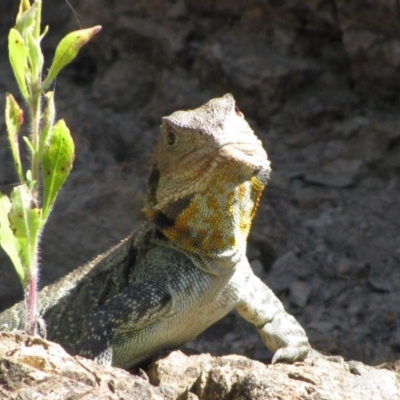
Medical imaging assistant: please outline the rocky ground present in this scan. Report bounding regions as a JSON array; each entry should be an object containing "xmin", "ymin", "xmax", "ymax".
[
  {"xmin": 1, "ymin": 332, "xmax": 399, "ymax": 399},
  {"xmin": 0, "ymin": 0, "xmax": 400, "ymax": 372}
]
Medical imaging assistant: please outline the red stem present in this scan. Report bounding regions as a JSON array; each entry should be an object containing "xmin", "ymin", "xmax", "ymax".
[{"xmin": 26, "ymin": 269, "xmax": 37, "ymax": 335}]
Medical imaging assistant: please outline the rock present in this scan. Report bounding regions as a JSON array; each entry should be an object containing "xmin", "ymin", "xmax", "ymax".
[
  {"xmin": 304, "ymin": 210, "xmax": 333, "ymax": 231},
  {"xmin": 5, "ymin": 333, "xmax": 398, "ymax": 400},
  {"xmin": 292, "ymin": 186, "xmax": 340, "ymax": 208},
  {"xmin": 290, "ymin": 280, "xmax": 312, "ymax": 308},
  {"xmin": 0, "ymin": 332, "xmax": 165, "ymax": 399},
  {"xmin": 337, "ymin": 1, "xmax": 400, "ymax": 101},
  {"xmin": 323, "ymin": 158, "xmax": 363, "ymax": 177},
  {"xmin": 367, "ymin": 276, "xmax": 392, "ymax": 293},
  {"xmin": 379, "ymin": 360, "xmax": 400, "ymax": 374},
  {"xmin": 166, "ymin": 0, "xmax": 188, "ymax": 19},
  {"xmin": 115, "ymin": 15, "xmax": 191, "ymax": 58},
  {"xmin": 92, "ymin": 55, "xmax": 156, "ymax": 111},
  {"xmin": 249, "ymin": 203, "xmax": 287, "ymax": 268},
  {"xmin": 335, "ymin": 257, "xmax": 366, "ymax": 278},
  {"xmin": 193, "ymin": 32, "xmax": 322, "ymax": 117},
  {"xmin": 268, "ymin": 170, "xmax": 290, "ymax": 190},
  {"xmin": 303, "ymin": 172, "xmax": 355, "ymax": 188},
  {"xmin": 266, "ymin": 251, "xmax": 302, "ymax": 293},
  {"xmin": 279, "ymin": 86, "xmax": 358, "ymax": 125},
  {"xmin": 148, "ymin": 350, "xmax": 400, "ymax": 400},
  {"xmin": 249, "ymin": 259, "xmax": 265, "ymax": 278}
]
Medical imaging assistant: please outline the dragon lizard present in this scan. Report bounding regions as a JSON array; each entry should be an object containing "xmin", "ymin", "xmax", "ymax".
[{"xmin": 0, "ymin": 94, "xmax": 312, "ymax": 369}]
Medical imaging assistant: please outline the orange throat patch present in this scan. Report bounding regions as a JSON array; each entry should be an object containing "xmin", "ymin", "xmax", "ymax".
[{"xmin": 145, "ymin": 171, "xmax": 265, "ymax": 258}]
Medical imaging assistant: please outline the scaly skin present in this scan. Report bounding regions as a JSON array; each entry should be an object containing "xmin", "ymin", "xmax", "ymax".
[{"xmin": 0, "ymin": 94, "xmax": 311, "ymax": 369}]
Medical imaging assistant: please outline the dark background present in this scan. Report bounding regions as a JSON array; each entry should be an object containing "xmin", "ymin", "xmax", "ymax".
[{"xmin": 0, "ymin": 0, "xmax": 399, "ymax": 365}]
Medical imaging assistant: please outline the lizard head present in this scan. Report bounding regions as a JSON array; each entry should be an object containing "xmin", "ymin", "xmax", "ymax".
[{"xmin": 143, "ymin": 94, "xmax": 271, "ymax": 261}]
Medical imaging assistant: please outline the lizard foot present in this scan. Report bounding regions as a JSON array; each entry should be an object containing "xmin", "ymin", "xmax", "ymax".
[
  {"xmin": 306, "ymin": 348, "xmax": 344, "ymax": 363},
  {"xmin": 271, "ymin": 345, "xmax": 312, "ymax": 364},
  {"xmin": 272, "ymin": 346, "xmax": 344, "ymax": 364}
]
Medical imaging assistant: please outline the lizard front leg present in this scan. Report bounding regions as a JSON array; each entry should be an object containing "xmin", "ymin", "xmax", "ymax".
[
  {"xmin": 235, "ymin": 272, "xmax": 311, "ymax": 364},
  {"xmin": 75, "ymin": 282, "xmax": 171, "ymax": 366}
]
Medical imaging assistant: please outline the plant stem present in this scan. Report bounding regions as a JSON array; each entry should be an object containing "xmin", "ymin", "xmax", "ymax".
[
  {"xmin": 25, "ymin": 0, "xmax": 43, "ymax": 334},
  {"xmin": 30, "ymin": 90, "xmax": 41, "ymax": 201},
  {"xmin": 26, "ymin": 91, "xmax": 41, "ymax": 335},
  {"xmin": 26, "ymin": 258, "xmax": 38, "ymax": 335}
]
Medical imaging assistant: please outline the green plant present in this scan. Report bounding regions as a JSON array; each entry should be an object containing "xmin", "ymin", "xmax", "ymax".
[{"xmin": 0, "ymin": 0, "xmax": 101, "ymax": 335}]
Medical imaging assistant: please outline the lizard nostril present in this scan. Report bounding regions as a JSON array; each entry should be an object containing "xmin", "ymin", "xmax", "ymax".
[{"xmin": 253, "ymin": 167, "xmax": 270, "ymax": 184}]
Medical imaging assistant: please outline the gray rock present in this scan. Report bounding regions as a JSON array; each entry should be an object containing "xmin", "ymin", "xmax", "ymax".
[
  {"xmin": 289, "ymin": 280, "xmax": 312, "ymax": 308},
  {"xmin": 292, "ymin": 187, "xmax": 340, "ymax": 208},
  {"xmin": 266, "ymin": 251, "xmax": 301, "ymax": 293},
  {"xmin": 304, "ymin": 172, "xmax": 355, "ymax": 188},
  {"xmin": 250, "ymin": 259, "xmax": 265, "ymax": 278}
]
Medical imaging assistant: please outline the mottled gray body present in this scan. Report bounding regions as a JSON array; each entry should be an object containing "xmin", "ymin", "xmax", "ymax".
[
  {"xmin": 0, "ymin": 223, "xmax": 309, "ymax": 368},
  {"xmin": 0, "ymin": 94, "xmax": 311, "ymax": 369}
]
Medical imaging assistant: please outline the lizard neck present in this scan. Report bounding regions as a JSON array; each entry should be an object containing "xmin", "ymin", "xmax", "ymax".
[{"xmin": 143, "ymin": 162, "xmax": 265, "ymax": 268}]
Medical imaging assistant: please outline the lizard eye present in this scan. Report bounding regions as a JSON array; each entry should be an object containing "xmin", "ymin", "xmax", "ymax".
[{"xmin": 165, "ymin": 125, "xmax": 178, "ymax": 147}]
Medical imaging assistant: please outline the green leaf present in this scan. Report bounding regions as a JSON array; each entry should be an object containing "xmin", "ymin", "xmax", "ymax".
[
  {"xmin": 38, "ymin": 91, "xmax": 55, "ymax": 157},
  {"xmin": 5, "ymin": 93, "xmax": 25, "ymax": 183},
  {"xmin": 40, "ymin": 25, "xmax": 49, "ymax": 41},
  {"xmin": 15, "ymin": 1, "xmax": 37, "ymax": 37},
  {"xmin": 23, "ymin": 136, "xmax": 35, "ymax": 154},
  {"xmin": 25, "ymin": 170, "xmax": 36, "ymax": 190},
  {"xmin": 42, "ymin": 119, "xmax": 75, "ymax": 222},
  {"xmin": 8, "ymin": 28, "xmax": 29, "ymax": 100},
  {"xmin": 7, "ymin": 185, "xmax": 42, "ymax": 282},
  {"xmin": 16, "ymin": 0, "xmax": 32, "ymax": 27},
  {"xmin": 0, "ymin": 193, "xmax": 25, "ymax": 282},
  {"xmin": 26, "ymin": 30, "xmax": 43, "ymax": 82},
  {"xmin": 26, "ymin": 169, "xmax": 32, "ymax": 182},
  {"xmin": 42, "ymin": 25, "xmax": 101, "ymax": 88},
  {"xmin": 9, "ymin": 185, "xmax": 42, "ymax": 271}
]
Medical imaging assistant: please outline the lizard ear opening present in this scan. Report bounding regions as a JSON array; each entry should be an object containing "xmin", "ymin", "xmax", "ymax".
[{"xmin": 146, "ymin": 165, "xmax": 160, "ymax": 207}]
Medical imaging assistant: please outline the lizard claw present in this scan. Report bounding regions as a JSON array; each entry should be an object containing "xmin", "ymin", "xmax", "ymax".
[
  {"xmin": 272, "ymin": 346, "xmax": 344, "ymax": 364},
  {"xmin": 306, "ymin": 348, "xmax": 344, "ymax": 363},
  {"xmin": 271, "ymin": 345, "xmax": 312, "ymax": 364}
]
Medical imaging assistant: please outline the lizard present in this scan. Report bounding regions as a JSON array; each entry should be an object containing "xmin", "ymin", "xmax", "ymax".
[{"xmin": 0, "ymin": 93, "xmax": 312, "ymax": 369}]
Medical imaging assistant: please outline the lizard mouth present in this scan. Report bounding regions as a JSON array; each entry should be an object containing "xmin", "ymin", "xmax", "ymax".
[{"xmin": 217, "ymin": 142, "xmax": 271, "ymax": 184}]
